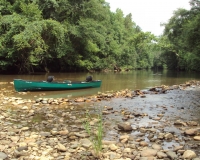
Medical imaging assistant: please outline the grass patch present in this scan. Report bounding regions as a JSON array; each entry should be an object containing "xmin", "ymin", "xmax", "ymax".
[{"xmin": 83, "ymin": 109, "xmax": 103, "ymax": 158}]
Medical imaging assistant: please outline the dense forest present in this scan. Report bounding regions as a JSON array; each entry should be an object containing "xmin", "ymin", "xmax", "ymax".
[{"xmin": 0, "ymin": 0, "xmax": 200, "ymax": 73}]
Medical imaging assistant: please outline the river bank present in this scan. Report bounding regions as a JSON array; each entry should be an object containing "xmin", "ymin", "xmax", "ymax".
[{"xmin": 0, "ymin": 80, "xmax": 200, "ymax": 160}]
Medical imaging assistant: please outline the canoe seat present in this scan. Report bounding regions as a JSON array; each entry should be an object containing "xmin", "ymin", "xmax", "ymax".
[
  {"xmin": 86, "ymin": 75, "xmax": 92, "ymax": 82},
  {"xmin": 47, "ymin": 76, "xmax": 54, "ymax": 82}
]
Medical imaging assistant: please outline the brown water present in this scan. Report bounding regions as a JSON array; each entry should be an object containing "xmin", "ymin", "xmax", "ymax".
[{"xmin": 0, "ymin": 69, "xmax": 200, "ymax": 99}]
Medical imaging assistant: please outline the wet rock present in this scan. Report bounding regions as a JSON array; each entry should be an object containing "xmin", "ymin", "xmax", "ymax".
[
  {"xmin": 105, "ymin": 106, "xmax": 113, "ymax": 110},
  {"xmin": 102, "ymin": 110, "xmax": 110, "ymax": 115},
  {"xmin": 132, "ymin": 112, "xmax": 143, "ymax": 117},
  {"xmin": 117, "ymin": 122, "xmax": 133, "ymax": 131},
  {"xmin": 157, "ymin": 132, "xmax": 165, "ymax": 139},
  {"xmin": 153, "ymin": 117, "xmax": 161, "ymax": 121},
  {"xmin": 173, "ymin": 145, "xmax": 184, "ymax": 151},
  {"xmin": 187, "ymin": 121, "xmax": 198, "ymax": 126},
  {"xmin": 174, "ymin": 120, "xmax": 187, "ymax": 126},
  {"xmin": 139, "ymin": 128, "xmax": 147, "ymax": 133},
  {"xmin": 157, "ymin": 114, "xmax": 164, "ymax": 117},
  {"xmin": 164, "ymin": 133, "xmax": 173, "ymax": 139},
  {"xmin": 182, "ymin": 150, "xmax": 197, "ymax": 159}
]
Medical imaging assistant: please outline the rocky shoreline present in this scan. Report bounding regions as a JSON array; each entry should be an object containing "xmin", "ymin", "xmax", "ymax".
[{"xmin": 0, "ymin": 80, "xmax": 200, "ymax": 160}]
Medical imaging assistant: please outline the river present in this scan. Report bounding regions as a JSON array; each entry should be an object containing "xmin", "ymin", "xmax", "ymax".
[{"xmin": 0, "ymin": 69, "xmax": 200, "ymax": 99}]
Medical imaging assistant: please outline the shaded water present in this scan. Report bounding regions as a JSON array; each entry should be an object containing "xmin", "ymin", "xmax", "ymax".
[{"xmin": 0, "ymin": 69, "xmax": 200, "ymax": 99}]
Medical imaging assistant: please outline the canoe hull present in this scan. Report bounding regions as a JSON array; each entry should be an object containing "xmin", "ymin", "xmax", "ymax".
[{"xmin": 14, "ymin": 79, "xmax": 102, "ymax": 92}]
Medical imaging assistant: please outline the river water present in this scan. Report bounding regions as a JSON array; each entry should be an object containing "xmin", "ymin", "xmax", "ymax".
[
  {"xmin": 0, "ymin": 69, "xmax": 200, "ymax": 99},
  {"xmin": 1, "ymin": 70, "xmax": 200, "ymax": 157}
]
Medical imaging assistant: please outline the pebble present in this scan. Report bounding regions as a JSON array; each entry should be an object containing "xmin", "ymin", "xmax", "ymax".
[{"xmin": 0, "ymin": 80, "xmax": 200, "ymax": 159}]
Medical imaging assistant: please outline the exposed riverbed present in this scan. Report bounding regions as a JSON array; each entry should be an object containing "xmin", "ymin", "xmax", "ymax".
[{"xmin": 0, "ymin": 80, "xmax": 200, "ymax": 159}]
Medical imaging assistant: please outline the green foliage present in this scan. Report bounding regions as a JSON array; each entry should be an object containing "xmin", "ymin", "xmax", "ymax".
[
  {"xmin": 0, "ymin": 0, "xmax": 186, "ymax": 73},
  {"xmin": 161, "ymin": 2, "xmax": 200, "ymax": 71}
]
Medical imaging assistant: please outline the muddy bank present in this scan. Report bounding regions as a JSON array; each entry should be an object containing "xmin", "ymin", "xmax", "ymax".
[{"xmin": 0, "ymin": 80, "xmax": 200, "ymax": 159}]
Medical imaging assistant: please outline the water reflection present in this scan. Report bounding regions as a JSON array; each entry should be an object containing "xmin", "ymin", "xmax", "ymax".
[{"xmin": 0, "ymin": 69, "xmax": 200, "ymax": 99}]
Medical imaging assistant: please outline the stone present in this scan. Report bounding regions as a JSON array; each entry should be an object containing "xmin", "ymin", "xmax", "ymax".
[
  {"xmin": 14, "ymin": 150, "xmax": 29, "ymax": 157},
  {"xmin": 40, "ymin": 132, "xmax": 51, "ymax": 137},
  {"xmin": 17, "ymin": 146, "xmax": 28, "ymax": 152},
  {"xmin": 157, "ymin": 151, "xmax": 168, "ymax": 158},
  {"xmin": 182, "ymin": 150, "xmax": 197, "ymax": 159},
  {"xmin": 118, "ymin": 122, "xmax": 132, "ymax": 131},
  {"xmin": 40, "ymin": 155, "xmax": 53, "ymax": 160},
  {"xmin": 166, "ymin": 151, "xmax": 178, "ymax": 159},
  {"xmin": 152, "ymin": 143, "xmax": 162, "ymax": 150},
  {"xmin": 59, "ymin": 130, "xmax": 69, "ymax": 136},
  {"xmin": 164, "ymin": 133, "xmax": 173, "ymax": 139},
  {"xmin": 184, "ymin": 129, "xmax": 198, "ymax": 135},
  {"xmin": 102, "ymin": 140, "xmax": 117, "ymax": 145},
  {"xmin": 103, "ymin": 152, "xmax": 121, "ymax": 159},
  {"xmin": 121, "ymin": 138, "xmax": 128, "ymax": 143},
  {"xmin": 21, "ymin": 127, "xmax": 29, "ymax": 131},
  {"xmin": 22, "ymin": 106, "xmax": 28, "ymax": 110},
  {"xmin": 140, "ymin": 148, "xmax": 157, "ymax": 157},
  {"xmin": 194, "ymin": 136, "xmax": 200, "ymax": 141},
  {"xmin": 64, "ymin": 152, "xmax": 71, "ymax": 160},
  {"xmin": 186, "ymin": 121, "xmax": 198, "ymax": 126},
  {"xmin": 74, "ymin": 132, "xmax": 88, "ymax": 138},
  {"xmin": 174, "ymin": 120, "xmax": 187, "ymax": 126},
  {"xmin": 57, "ymin": 143, "xmax": 67, "ymax": 152},
  {"xmin": 139, "ymin": 141, "xmax": 148, "ymax": 147},
  {"xmin": 123, "ymin": 148, "xmax": 132, "ymax": 153},
  {"xmin": 139, "ymin": 158, "xmax": 148, "ymax": 160},
  {"xmin": 10, "ymin": 136, "xmax": 20, "ymax": 142},
  {"xmin": 0, "ymin": 152, "xmax": 7, "ymax": 159},
  {"xmin": 79, "ymin": 139, "xmax": 92, "ymax": 148},
  {"xmin": 119, "ymin": 135, "xmax": 130, "ymax": 140},
  {"xmin": 109, "ymin": 144, "xmax": 118, "ymax": 151}
]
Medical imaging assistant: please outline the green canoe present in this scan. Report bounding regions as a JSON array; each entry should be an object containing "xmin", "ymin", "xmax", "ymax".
[{"xmin": 14, "ymin": 79, "xmax": 102, "ymax": 92}]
